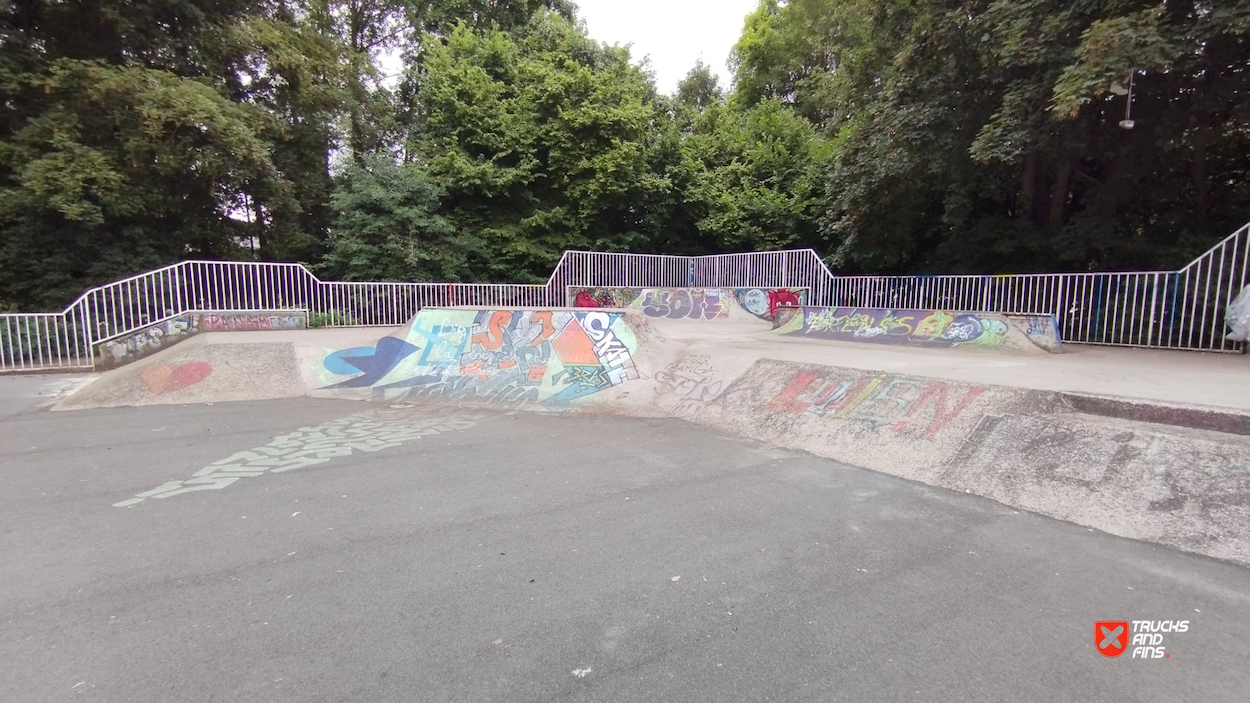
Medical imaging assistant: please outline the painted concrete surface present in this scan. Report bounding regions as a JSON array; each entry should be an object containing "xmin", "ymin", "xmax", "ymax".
[
  {"xmin": 654, "ymin": 316, "xmax": 1250, "ymax": 412},
  {"xmin": 58, "ymin": 336, "xmax": 306, "ymax": 410},
  {"xmin": 96, "ymin": 310, "xmax": 308, "ymax": 370},
  {"xmin": 775, "ymin": 305, "xmax": 1060, "ymax": 354},
  {"xmin": 48, "ymin": 308, "xmax": 1250, "ymax": 565},
  {"xmin": 300, "ymin": 308, "xmax": 652, "ymax": 411},
  {"xmin": 601, "ymin": 354, "xmax": 1250, "ymax": 566},
  {"xmin": 567, "ymin": 287, "xmax": 808, "ymax": 321},
  {"xmin": 3, "ymin": 398, "xmax": 1249, "ymax": 702}
]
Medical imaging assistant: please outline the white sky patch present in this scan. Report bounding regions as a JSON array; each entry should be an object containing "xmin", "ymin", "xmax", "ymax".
[
  {"xmin": 575, "ymin": 0, "xmax": 759, "ymax": 94},
  {"xmin": 374, "ymin": 1, "xmax": 759, "ymax": 95}
]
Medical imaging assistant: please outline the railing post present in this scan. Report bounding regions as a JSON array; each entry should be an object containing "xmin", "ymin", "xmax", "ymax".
[{"xmin": 1147, "ymin": 272, "xmax": 1160, "ymax": 347}]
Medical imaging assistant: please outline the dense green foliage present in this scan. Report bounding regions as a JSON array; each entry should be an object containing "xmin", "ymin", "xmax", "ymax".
[
  {"xmin": 732, "ymin": 0, "xmax": 1250, "ymax": 274},
  {"xmin": 2, "ymin": 0, "xmax": 1246, "ymax": 310}
]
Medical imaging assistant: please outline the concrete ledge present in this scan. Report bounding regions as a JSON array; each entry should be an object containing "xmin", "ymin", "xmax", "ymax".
[{"xmin": 1061, "ymin": 392, "xmax": 1250, "ymax": 436}]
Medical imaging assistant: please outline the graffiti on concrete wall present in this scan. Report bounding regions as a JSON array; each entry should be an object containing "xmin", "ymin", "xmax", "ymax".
[
  {"xmin": 639, "ymin": 357, "xmax": 987, "ymax": 441},
  {"xmin": 320, "ymin": 309, "xmax": 640, "ymax": 407},
  {"xmin": 777, "ymin": 306, "xmax": 1057, "ymax": 351},
  {"xmin": 654, "ymin": 354, "xmax": 724, "ymax": 416},
  {"xmin": 569, "ymin": 288, "xmax": 643, "ymax": 309},
  {"xmin": 1005, "ymin": 313, "xmax": 1063, "ymax": 352},
  {"xmin": 567, "ymin": 287, "xmax": 808, "ymax": 320},
  {"xmin": 759, "ymin": 368, "xmax": 984, "ymax": 440},
  {"xmin": 669, "ymin": 359, "xmax": 987, "ymax": 441},
  {"xmin": 640, "ymin": 289, "xmax": 728, "ymax": 320},
  {"xmin": 198, "ymin": 312, "xmax": 306, "ymax": 332},
  {"xmin": 100, "ymin": 316, "xmax": 197, "ymax": 369},
  {"xmin": 98, "ymin": 310, "xmax": 307, "ymax": 370}
]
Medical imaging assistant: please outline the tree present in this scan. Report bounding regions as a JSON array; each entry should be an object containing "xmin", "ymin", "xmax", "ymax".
[
  {"xmin": 405, "ymin": 12, "xmax": 672, "ymax": 281},
  {"xmin": 0, "ymin": 0, "xmax": 300, "ymax": 309},
  {"xmin": 683, "ymin": 99, "xmax": 831, "ymax": 253},
  {"xmin": 323, "ymin": 153, "xmax": 464, "ymax": 280},
  {"xmin": 675, "ymin": 61, "xmax": 724, "ymax": 112}
]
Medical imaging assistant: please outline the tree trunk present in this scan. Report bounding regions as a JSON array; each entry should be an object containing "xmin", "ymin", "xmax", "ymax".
[
  {"xmin": 1096, "ymin": 157, "xmax": 1122, "ymax": 220},
  {"xmin": 1191, "ymin": 121, "xmax": 1210, "ymax": 227},
  {"xmin": 1021, "ymin": 151, "xmax": 1039, "ymax": 222},
  {"xmin": 1048, "ymin": 159, "xmax": 1072, "ymax": 231}
]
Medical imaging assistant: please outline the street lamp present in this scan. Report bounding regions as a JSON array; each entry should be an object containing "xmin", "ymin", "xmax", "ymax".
[{"xmin": 1110, "ymin": 69, "xmax": 1137, "ymax": 130}]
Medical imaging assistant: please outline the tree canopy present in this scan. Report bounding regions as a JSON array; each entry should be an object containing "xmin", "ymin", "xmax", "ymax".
[{"xmin": 2, "ymin": 0, "xmax": 1246, "ymax": 310}]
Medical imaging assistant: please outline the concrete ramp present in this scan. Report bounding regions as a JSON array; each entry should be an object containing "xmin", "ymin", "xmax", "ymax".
[
  {"xmin": 52, "ymin": 305, "xmax": 1250, "ymax": 566},
  {"xmin": 774, "ymin": 306, "xmax": 1062, "ymax": 354},
  {"xmin": 56, "ymin": 337, "xmax": 307, "ymax": 410},
  {"xmin": 600, "ymin": 354, "xmax": 1250, "ymax": 565},
  {"xmin": 298, "ymin": 307, "xmax": 672, "ymax": 411}
]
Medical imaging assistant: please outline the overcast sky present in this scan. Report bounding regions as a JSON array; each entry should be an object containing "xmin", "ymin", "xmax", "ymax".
[{"xmin": 573, "ymin": 0, "xmax": 760, "ymax": 95}]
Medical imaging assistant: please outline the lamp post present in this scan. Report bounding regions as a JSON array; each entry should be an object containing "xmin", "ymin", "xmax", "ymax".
[{"xmin": 1110, "ymin": 69, "xmax": 1137, "ymax": 130}]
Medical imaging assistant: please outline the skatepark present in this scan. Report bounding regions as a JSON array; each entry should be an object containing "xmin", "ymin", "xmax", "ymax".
[{"xmin": 4, "ymin": 284, "xmax": 1250, "ymax": 701}]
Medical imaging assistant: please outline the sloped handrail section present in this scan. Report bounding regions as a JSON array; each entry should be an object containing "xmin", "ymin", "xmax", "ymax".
[{"xmin": 2, "ymin": 224, "xmax": 1247, "ymax": 371}]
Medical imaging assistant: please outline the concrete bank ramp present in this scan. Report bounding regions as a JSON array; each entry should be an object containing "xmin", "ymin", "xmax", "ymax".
[
  {"xmin": 53, "ymin": 306, "xmax": 1250, "ymax": 566},
  {"xmin": 294, "ymin": 307, "xmax": 671, "ymax": 409},
  {"xmin": 774, "ymin": 306, "xmax": 1062, "ymax": 354},
  {"xmin": 599, "ymin": 355, "xmax": 1250, "ymax": 566},
  {"xmin": 55, "ymin": 337, "xmax": 307, "ymax": 410}
]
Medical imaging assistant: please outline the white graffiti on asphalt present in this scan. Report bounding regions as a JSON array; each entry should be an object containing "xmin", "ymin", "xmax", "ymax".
[{"xmin": 113, "ymin": 408, "xmax": 486, "ymax": 507}]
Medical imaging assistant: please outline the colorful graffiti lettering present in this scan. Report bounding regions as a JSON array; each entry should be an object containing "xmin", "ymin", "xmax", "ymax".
[
  {"xmin": 199, "ymin": 313, "xmax": 305, "ymax": 332},
  {"xmin": 640, "ymin": 289, "xmax": 727, "ymax": 320},
  {"xmin": 760, "ymin": 369, "xmax": 984, "ymax": 440},
  {"xmin": 567, "ymin": 287, "xmax": 808, "ymax": 321},
  {"xmin": 779, "ymin": 306, "xmax": 1055, "ymax": 352},
  {"xmin": 320, "ymin": 309, "xmax": 640, "ymax": 408}
]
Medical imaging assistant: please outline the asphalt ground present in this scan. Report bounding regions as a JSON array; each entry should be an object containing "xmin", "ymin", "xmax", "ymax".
[{"xmin": 2, "ymin": 376, "xmax": 1249, "ymax": 702}]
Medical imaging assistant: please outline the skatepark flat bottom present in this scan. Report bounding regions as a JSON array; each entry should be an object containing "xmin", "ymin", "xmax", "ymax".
[{"xmin": 2, "ymin": 388, "xmax": 1248, "ymax": 703}]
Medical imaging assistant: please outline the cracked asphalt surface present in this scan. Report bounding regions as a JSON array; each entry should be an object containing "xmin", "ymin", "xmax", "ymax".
[{"xmin": 2, "ymin": 375, "xmax": 1249, "ymax": 702}]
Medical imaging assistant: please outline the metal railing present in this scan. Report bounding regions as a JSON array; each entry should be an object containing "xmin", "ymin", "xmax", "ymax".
[
  {"xmin": 2, "ymin": 223, "xmax": 1246, "ymax": 372},
  {"xmin": 824, "ymin": 223, "xmax": 1249, "ymax": 351}
]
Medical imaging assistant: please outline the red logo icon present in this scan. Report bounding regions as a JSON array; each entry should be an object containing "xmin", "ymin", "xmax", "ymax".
[{"xmin": 1096, "ymin": 621, "xmax": 1130, "ymax": 657}]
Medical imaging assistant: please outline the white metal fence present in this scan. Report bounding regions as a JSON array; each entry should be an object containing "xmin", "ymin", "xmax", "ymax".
[
  {"xmin": 826, "ymin": 223, "xmax": 1250, "ymax": 351},
  {"xmin": 2, "ymin": 223, "xmax": 1247, "ymax": 371}
]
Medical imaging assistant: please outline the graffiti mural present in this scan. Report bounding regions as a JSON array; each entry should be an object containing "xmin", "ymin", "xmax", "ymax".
[
  {"xmin": 757, "ymin": 369, "xmax": 984, "ymax": 440},
  {"xmin": 1004, "ymin": 313, "xmax": 1063, "ymax": 352},
  {"xmin": 631, "ymin": 358, "xmax": 989, "ymax": 442},
  {"xmin": 98, "ymin": 310, "xmax": 307, "ymax": 370},
  {"xmin": 198, "ymin": 312, "xmax": 306, "ymax": 332},
  {"xmin": 566, "ymin": 287, "xmax": 808, "ymax": 320},
  {"xmin": 654, "ymin": 354, "xmax": 724, "ymax": 417},
  {"xmin": 609, "ymin": 288, "xmax": 727, "ymax": 320},
  {"xmin": 776, "ymin": 306, "xmax": 1059, "ymax": 352},
  {"xmin": 319, "ymin": 309, "xmax": 641, "ymax": 408}
]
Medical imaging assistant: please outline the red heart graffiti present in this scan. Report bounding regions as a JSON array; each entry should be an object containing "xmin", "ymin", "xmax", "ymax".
[{"xmin": 139, "ymin": 362, "xmax": 213, "ymax": 395}]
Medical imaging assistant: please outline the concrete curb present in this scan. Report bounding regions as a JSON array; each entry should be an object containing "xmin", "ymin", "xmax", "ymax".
[{"xmin": 1060, "ymin": 392, "xmax": 1250, "ymax": 436}]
